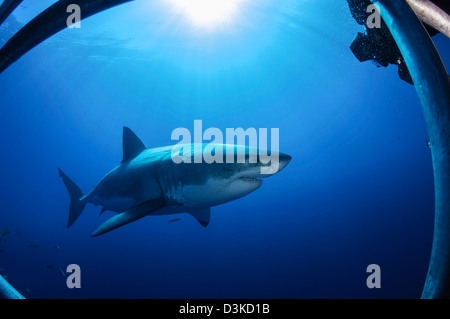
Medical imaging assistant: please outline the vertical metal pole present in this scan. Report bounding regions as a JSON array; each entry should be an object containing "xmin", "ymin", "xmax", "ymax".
[{"xmin": 373, "ymin": 0, "xmax": 450, "ymax": 298}]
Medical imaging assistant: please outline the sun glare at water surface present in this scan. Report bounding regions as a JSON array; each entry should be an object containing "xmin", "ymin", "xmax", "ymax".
[{"xmin": 163, "ymin": 0, "xmax": 247, "ymax": 30}]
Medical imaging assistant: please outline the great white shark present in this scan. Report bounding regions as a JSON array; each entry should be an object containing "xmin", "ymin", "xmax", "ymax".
[{"xmin": 58, "ymin": 127, "xmax": 291, "ymax": 236}]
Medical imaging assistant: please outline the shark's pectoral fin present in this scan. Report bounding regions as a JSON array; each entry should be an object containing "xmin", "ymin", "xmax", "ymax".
[
  {"xmin": 188, "ymin": 208, "xmax": 211, "ymax": 227},
  {"xmin": 92, "ymin": 198, "xmax": 165, "ymax": 237}
]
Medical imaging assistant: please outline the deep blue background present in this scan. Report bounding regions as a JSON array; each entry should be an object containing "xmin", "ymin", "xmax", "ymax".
[{"xmin": 0, "ymin": 0, "xmax": 448, "ymax": 298}]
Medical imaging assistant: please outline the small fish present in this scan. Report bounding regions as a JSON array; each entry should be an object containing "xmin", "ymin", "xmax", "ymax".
[
  {"xmin": 0, "ymin": 228, "xmax": 10, "ymax": 241},
  {"xmin": 58, "ymin": 266, "xmax": 66, "ymax": 277},
  {"xmin": 45, "ymin": 264, "xmax": 53, "ymax": 269},
  {"xmin": 28, "ymin": 243, "xmax": 39, "ymax": 248},
  {"xmin": 168, "ymin": 218, "xmax": 181, "ymax": 223}
]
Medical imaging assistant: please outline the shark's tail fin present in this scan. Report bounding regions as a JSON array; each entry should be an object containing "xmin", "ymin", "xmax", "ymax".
[{"xmin": 58, "ymin": 168, "xmax": 87, "ymax": 228}]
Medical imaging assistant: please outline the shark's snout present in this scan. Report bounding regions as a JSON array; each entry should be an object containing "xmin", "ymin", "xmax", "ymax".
[
  {"xmin": 257, "ymin": 152, "xmax": 292, "ymax": 176},
  {"xmin": 278, "ymin": 152, "xmax": 292, "ymax": 172}
]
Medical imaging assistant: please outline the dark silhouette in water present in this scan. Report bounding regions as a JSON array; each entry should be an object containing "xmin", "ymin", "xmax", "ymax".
[
  {"xmin": 0, "ymin": 228, "xmax": 10, "ymax": 241},
  {"xmin": 347, "ymin": 0, "xmax": 450, "ymax": 85}
]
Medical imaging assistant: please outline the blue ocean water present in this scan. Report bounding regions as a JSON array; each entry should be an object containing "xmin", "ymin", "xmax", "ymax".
[{"xmin": 0, "ymin": 0, "xmax": 449, "ymax": 299}]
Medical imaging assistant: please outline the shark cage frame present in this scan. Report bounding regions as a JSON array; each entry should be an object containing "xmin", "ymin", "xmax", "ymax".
[{"xmin": 0, "ymin": 0, "xmax": 449, "ymax": 299}]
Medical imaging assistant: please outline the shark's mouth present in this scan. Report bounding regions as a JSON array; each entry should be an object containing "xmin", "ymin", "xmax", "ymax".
[{"xmin": 238, "ymin": 177, "xmax": 263, "ymax": 184}]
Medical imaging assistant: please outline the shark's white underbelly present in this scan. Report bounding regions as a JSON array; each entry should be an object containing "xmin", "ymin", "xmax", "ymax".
[{"xmin": 164, "ymin": 177, "xmax": 244, "ymax": 209}]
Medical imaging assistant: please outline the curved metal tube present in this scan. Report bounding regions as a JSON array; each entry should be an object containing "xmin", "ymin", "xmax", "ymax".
[
  {"xmin": 0, "ymin": 0, "xmax": 134, "ymax": 298},
  {"xmin": 0, "ymin": 0, "xmax": 134, "ymax": 74},
  {"xmin": 373, "ymin": 0, "xmax": 450, "ymax": 299},
  {"xmin": 0, "ymin": 0, "xmax": 449, "ymax": 299},
  {"xmin": 406, "ymin": 0, "xmax": 450, "ymax": 38},
  {"xmin": 0, "ymin": 274, "xmax": 25, "ymax": 299},
  {"xmin": 0, "ymin": 0, "xmax": 23, "ymax": 26}
]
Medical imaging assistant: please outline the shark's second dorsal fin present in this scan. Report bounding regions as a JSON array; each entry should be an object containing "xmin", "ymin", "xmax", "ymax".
[
  {"xmin": 188, "ymin": 207, "xmax": 211, "ymax": 227},
  {"xmin": 122, "ymin": 127, "xmax": 146, "ymax": 163}
]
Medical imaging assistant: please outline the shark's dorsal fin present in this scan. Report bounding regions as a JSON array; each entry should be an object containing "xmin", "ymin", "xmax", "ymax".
[
  {"xmin": 188, "ymin": 208, "xmax": 211, "ymax": 227},
  {"xmin": 122, "ymin": 127, "xmax": 146, "ymax": 163}
]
